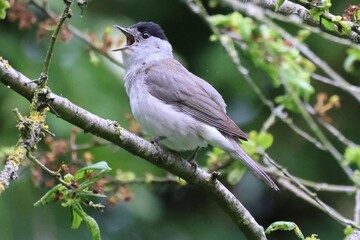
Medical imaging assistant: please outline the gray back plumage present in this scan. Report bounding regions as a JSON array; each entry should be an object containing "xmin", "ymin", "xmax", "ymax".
[{"xmin": 142, "ymin": 59, "xmax": 248, "ymax": 141}]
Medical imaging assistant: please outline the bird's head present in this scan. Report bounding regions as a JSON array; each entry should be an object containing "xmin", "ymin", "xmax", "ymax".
[{"xmin": 113, "ymin": 22, "xmax": 173, "ymax": 70}]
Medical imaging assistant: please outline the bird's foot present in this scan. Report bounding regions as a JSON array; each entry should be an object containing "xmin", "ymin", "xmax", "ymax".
[
  {"xmin": 187, "ymin": 147, "xmax": 200, "ymax": 173},
  {"xmin": 188, "ymin": 159, "xmax": 198, "ymax": 173},
  {"xmin": 150, "ymin": 136, "xmax": 166, "ymax": 145},
  {"xmin": 150, "ymin": 136, "xmax": 166, "ymax": 162},
  {"xmin": 210, "ymin": 171, "xmax": 221, "ymax": 181}
]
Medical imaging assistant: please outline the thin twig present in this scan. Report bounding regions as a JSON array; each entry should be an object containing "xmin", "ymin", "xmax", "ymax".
[
  {"xmin": 298, "ymin": 178, "xmax": 356, "ymax": 193},
  {"xmin": 235, "ymin": 0, "xmax": 360, "ymax": 44},
  {"xmin": 318, "ymin": 119, "xmax": 358, "ymax": 148},
  {"xmin": 355, "ymin": 190, "xmax": 360, "ymax": 224},
  {"xmin": 312, "ymin": 73, "xmax": 342, "ymax": 87},
  {"xmin": 26, "ymin": 153, "xmax": 71, "ymax": 187},
  {"xmin": 280, "ymin": 72, "xmax": 355, "ymax": 181},
  {"xmin": 41, "ymin": 0, "xmax": 73, "ymax": 78},
  {"xmin": 112, "ymin": 175, "xmax": 180, "ymax": 185},
  {"xmin": 30, "ymin": 0, "xmax": 124, "ymax": 68},
  {"xmin": 266, "ymin": 154, "xmax": 359, "ymax": 228},
  {"xmin": 305, "ymin": 104, "xmax": 358, "ymax": 148},
  {"xmin": 260, "ymin": 108, "xmax": 277, "ymax": 132},
  {"xmin": 69, "ymin": 25, "xmax": 124, "ymax": 68}
]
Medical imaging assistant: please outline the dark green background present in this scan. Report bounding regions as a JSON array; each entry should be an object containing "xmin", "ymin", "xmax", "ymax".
[{"xmin": 1, "ymin": 1, "xmax": 359, "ymax": 239}]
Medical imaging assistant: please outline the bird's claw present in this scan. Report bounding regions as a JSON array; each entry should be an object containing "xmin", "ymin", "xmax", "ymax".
[
  {"xmin": 188, "ymin": 158, "xmax": 198, "ymax": 173},
  {"xmin": 150, "ymin": 136, "xmax": 166, "ymax": 162},
  {"xmin": 187, "ymin": 146, "xmax": 200, "ymax": 173}
]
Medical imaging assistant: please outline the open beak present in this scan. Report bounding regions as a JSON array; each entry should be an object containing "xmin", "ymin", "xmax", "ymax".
[{"xmin": 112, "ymin": 25, "xmax": 136, "ymax": 51}]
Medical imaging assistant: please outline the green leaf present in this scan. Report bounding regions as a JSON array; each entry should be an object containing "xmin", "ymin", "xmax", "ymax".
[
  {"xmin": 63, "ymin": 173, "xmax": 74, "ymax": 182},
  {"xmin": 242, "ymin": 131, "xmax": 274, "ymax": 158},
  {"xmin": 227, "ymin": 167, "xmax": 245, "ymax": 185},
  {"xmin": 309, "ymin": 8, "xmax": 323, "ymax": 21},
  {"xmin": 356, "ymin": 10, "xmax": 360, "ymax": 23},
  {"xmin": 34, "ymin": 184, "xmax": 66, "ymax": 206},
  {"xmin": 0, "ymin": 0, "xmax": 9, "ymax": 20},
  {"xmin": 274, "ymin": 0, "xmax": 285, "ymax": 12},
  {"xmin": 257, "ymin": 132, "xmax": 274, "ymax": 150},
  {"xmin": 75, "ymin": 161, "xmax": 111, "ymax": 180},
  {"xmin": 265, "ymin": 221, "xmax": 305, "ymax": 239},
  {"xmin": 305, "ymin": 234, "xmax": 320, "ymax": 240},
  {"xmin": 71, "ymin": 205, "xmax": 84, "ymax": 229},
  {"xmin": 323, "ymin": 0, "xmax": 332, "ymax": 11},
  {"xmin": 344, "ymin": 225, "xmax": 354, "ymax": 236},
  {"xmin": 72, "ymin": 204, "xmax": 101, "ymax": 240},
  {"xmin": 344, "ymin": 146, "xmax": 360, "ymax": 167},
  {"xmin": 74, "ymin": 161, "xmax": 111, "ymax": 190},
  {"xmin": 242, "ymin": 139, "xmax": 257, "ymax": 158},
  {"xmin": 275, "ymin": 95, "xmax": 300, "ymax": 113},
  {"xmin": 344, "ymin": 49, "xmax": 360, "ymax": 74},
  {"xmin": 337, "ymin": 20, "xmax": 352, "ymax": 35},
  {"xmin": 321, "ymin": 18, "xmax": 337, "ymax": 31}
]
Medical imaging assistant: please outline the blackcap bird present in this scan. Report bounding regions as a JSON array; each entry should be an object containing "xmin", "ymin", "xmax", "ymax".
[{"xmin": 113, "ymin": 22, "xmax": 279, "ymax": 190}]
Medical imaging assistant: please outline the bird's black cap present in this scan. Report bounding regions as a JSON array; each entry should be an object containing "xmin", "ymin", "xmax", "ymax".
[{"xmin": 130, "ymin": 22, "xmax": 168, "ymax": 41}]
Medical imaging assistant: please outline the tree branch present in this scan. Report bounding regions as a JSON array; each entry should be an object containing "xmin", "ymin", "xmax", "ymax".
[
  {"xmin": 228, "ymin": 0, "xmax": 360, "ymax": 44},
  {"xmin": 0, "ymin": 59, "xmax": 268, "ymax": 240},
  {"xmin": 355, "ymin": 190, "xmax": 360, "ymax": 224}
]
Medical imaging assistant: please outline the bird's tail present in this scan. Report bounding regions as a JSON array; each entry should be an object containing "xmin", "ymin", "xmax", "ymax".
[{"xmin": 227, "ymin": 137, "xmax": 279, "ymax": 191}]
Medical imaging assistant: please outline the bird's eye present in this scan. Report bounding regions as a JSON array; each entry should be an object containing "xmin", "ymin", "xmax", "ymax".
[{"xmin": 142, "ymin": 32, "xmax": 150, "ymax": 39}]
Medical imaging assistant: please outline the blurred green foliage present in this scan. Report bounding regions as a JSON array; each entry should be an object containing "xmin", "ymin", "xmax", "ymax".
[
  {"xmin": 344, "ymin": 49, "xmax": 360, "ymax": 75},
  {"xmin": 344, "ymin": 146, "xmax": 360, "ymax": 167},
  {"xmin": 211, "ymin": 12, "xmax": 315, "ymax": 112},
  {"xmin": 0, "ymin": 0, "xmax": 9, "ymax": 19},
  {"xmin": 1, "ymin": 0, "xmax": 360, "ymax": 240}
]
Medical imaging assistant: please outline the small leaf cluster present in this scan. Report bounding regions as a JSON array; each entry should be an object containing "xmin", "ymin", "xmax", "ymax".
[
  {"xmin": 344, "ymin": 49, "xmax": 360, "ymax": 75},
  {"xmin": 307, "ymin": 0, "xmax": 357, "ymax": 36},
  {"xmin": 34, "ymin": 161, "xmax": 111, "ymax": 240},
  {"xmin": 242, "ymin": 131, "xmax": 274, "ymax": 160},
  {"xmin": 211, "ymin": 12, "xmax": 316, "ymax": 112}
]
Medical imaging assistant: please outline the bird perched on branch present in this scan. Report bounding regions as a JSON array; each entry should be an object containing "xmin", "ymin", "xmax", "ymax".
[{"xmin": 113, "ymin": 22, "xmax": 278, "ymax": 190}]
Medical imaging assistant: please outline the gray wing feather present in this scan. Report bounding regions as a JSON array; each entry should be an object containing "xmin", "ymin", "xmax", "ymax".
[{"xmin": 143, "ymin": 59, "xmax": 248, "ymax": 141}]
